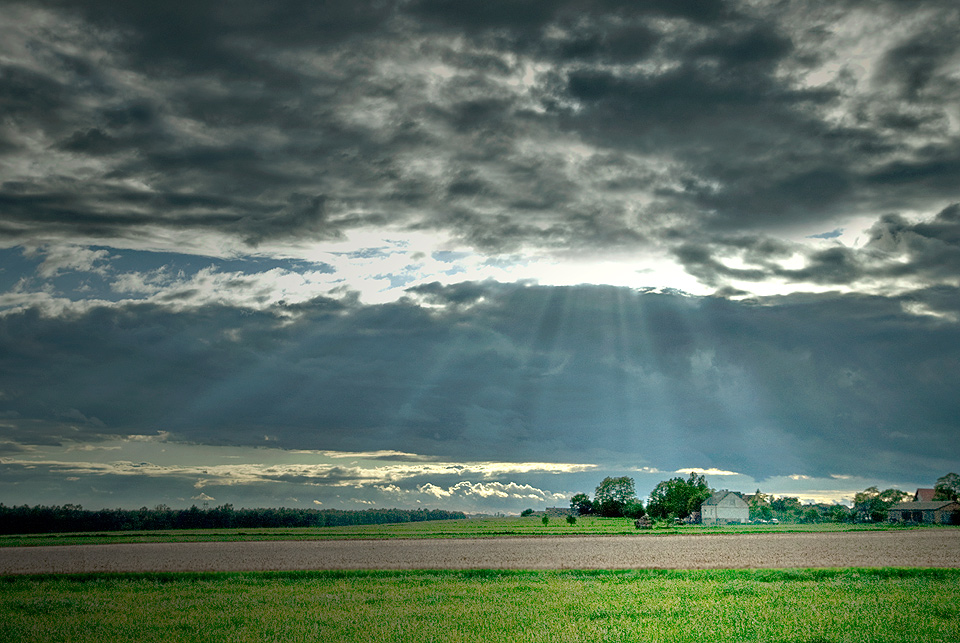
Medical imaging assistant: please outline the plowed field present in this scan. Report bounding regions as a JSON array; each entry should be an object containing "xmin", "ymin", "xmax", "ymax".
[{"xmin": 2, "ymin": 529, "xmax": 958, "ymax": 574}]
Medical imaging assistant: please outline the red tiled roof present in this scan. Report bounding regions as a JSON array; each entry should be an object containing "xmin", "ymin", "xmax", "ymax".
[{"xmin": 914, "ymin": 488, "xmax": 936, "ymax": 502}]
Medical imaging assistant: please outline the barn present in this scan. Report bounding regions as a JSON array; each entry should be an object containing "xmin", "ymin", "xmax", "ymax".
[
  {"xmin": 888, "ymin": 500, "xmax": 960, "ymax": 525},
  {"xmin": 700, "ymin": 491, "xmax": 749, "ymax": 525}
]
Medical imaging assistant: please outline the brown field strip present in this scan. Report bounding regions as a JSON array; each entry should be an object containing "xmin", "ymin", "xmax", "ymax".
[{"xmin": 1, "ymin": 529, "xmax": 959, "ymax": 574}]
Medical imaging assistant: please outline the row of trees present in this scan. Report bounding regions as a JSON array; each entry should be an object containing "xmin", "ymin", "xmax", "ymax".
[
  {"xmin": 569, "ymin": 473, "xmax": 712, "ymax": 520},
  {"xmin": 0, "ymin": 504, "xmax": 466, "ymax": 535}
]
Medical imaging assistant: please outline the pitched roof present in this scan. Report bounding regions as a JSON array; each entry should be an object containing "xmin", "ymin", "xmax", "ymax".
[
  {"xmin": 914, "ymin": 488, "xmax": 936, "ymax": 502},
  {"xmin": 701, "ymin": 491, "xmax": 745, "ymax": 506},
  {"xmin": 890, "ymin": 501, "xmax": 960, "ymax": 511}
]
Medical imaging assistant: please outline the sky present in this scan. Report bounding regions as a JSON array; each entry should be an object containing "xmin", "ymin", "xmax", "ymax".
[{"xmin": 1, "ymin": 0, "xmax": 959, "ymax": 514}]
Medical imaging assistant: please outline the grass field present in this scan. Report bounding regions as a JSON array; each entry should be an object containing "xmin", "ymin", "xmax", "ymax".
[
  {"xmin": 0, "ymin": 516, "xmax": 923, "ymax": 547},
  {"xmin": 1, "ymin": 568, "xmax": 958, "ymax": 642}
]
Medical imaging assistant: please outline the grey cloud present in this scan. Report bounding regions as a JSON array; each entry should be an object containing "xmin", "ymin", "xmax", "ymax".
[
  {"xmin": 58, "ymin": 128, "xmax": 122, "ymax": 155},
  {"xmin": 877, "ymin": 26, "xmax": 960, "ymax": 100},
  {"xmin": 864, "ymin": 203, "xmax": 960, "ymax": 281},
  {"xmin": 673, "ymin": 203, "xmax": 960, "ymax": 296},
  {"xmin": 866, "ymin": 150, "xmax": 960, "ymax": 201},
  {"xmin": 0, "ymin": 441, "xmax": 29, "ymax": 455},
  {"xmin": 40, "ymin": 0, "xmax": 397, "ymax": 79},
  {"xmin": 0, "ymin": 64, "xmax": 69, "ymax": 118},
  {"xmin": 689, "ymin": 24, "xmax": 794, "ymax": 67},
  {"xmin": 408, "ymin": 0, "xmax": 730, "ymax": 37}
]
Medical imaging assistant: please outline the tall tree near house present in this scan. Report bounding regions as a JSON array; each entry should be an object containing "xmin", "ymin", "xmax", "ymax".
[
  {"xmin": 854, "ymin": 486, "xmax": 910, "ymax": 522},
  {"xmin": 593, "ymin": 476, "xmax": 637, "ymax": 517},
  {"xmin": 934, "ymin": 473, "xmax": 960, "ymax": 501},
  {"xmin": 748, "ymin": 489, "xmax": 773, "ymax": 521},
  {"xmin": 647, "ymin": 473, "xmax": 713, "ymax": 519}
]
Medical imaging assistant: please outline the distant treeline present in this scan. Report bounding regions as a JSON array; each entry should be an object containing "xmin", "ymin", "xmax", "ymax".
[{"xmin": 0, "ymin": 503, "xmax": 466, "ymax": 535}]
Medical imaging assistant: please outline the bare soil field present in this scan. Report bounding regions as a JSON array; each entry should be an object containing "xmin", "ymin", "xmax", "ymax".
[{"xmin": 1, "ymin": 530, "xmax": 958, "ymax": 574}]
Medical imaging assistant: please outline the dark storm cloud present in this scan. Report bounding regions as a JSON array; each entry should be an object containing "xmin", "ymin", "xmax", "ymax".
[
  {"xmin": 561, "ymin": 37, "xmax": 862, "ymax": 229},
  {"xmin": 878, "ymin": 25, "xmax": 960, "ymax": 101},
  {"xmin": 3, "ymin": 0, "xmax": 957, "ymax": 260},
  {"xmin": 39, "ymin": 0, "xmax": 396, "ymax": 77},
  {"xmin": 1, "ymin": 283, "xmax": 957, "ymax": 483},
  {"xmin": 408, "ymin": 0, "xmax": 730, "ymax": 36}
]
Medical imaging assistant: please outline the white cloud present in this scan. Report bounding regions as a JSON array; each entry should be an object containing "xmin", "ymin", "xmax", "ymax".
[
  {"xmin": 416, "ymin": 480, "xmax": 567, "ymax": 502},
  {"xmin": 30, "ymin": 245, "xmax": 113, "ymax": 278},
  {"xmin": 677, "ymin": 467, "xmax": 742, "ymax": 476}
]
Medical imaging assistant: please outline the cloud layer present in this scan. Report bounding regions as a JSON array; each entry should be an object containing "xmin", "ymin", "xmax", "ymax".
[
  {"xmin": 2, "ymin": 1, "xmax": 958, "ymax": 266},
  {"xmin": 2, "ymin": 0, "xmax": 959, "ymax": 510},
  {"xmin": 2, "ymin": 283, "xmax": 957, "ymax": 487}
]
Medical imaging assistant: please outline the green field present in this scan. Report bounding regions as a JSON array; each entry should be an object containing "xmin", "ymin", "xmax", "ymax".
[
  {"xmin": 1, "ymin": 568, "xmax": 958, "ymax": 642},
  {"xmin": 0, "ymin": 516, "xmax": 921, "ymax": 547}
]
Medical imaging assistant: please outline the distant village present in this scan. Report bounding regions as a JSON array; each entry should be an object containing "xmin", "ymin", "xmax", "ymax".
[
  {"xmin": 682, "ymin": 486, "xmax": 960, "ymax": 527},
  {"xmin": 544, "ymin": 473, "xmax": 960, "ymax": 527}
]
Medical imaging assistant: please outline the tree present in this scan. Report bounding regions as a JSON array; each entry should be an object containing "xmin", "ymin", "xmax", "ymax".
[
  {"xmin": 853, "ymin": 486, "xmax": 910, "ymax": 522},
  {"xmin": 801, "ymin": 507, "xmax": 820, "ymax": 524},
  {"xmin": 594, "ymin": 476, "xmax": 638, "ymax": 518},
  {"xmin": 622, "ymin": 499, "xmax": 645, "ymax": 519},
  {"xmin": 647, "ymin": 473, "xmax": 713, "ymax": 519},
  {"xmin": 827, "ymin": 504, "xmax": 851, "ymax": 523},
  {"xmin": 569, "ymin": 493, "xmax": 594, "ymax": 516},
  {"xmin": 520, "ymin": 508, "xmax": 534, "ymax": 517},
  {"xmin": 770, "ymin": 496, "xmax": 802, "ymax": 521},
  {"xmin": 566, "ymin": 514, "xmax": 577, "ymax": 525},
  {"xmin": 748, "ymin": 489, "xmax": 773, "ymax": 521},
  {"xmin": 934, "ymin": 473, "xmax": 960, "ymax": 501},
  {"xmin": 541, "ymin": 514, "xmax": 550, "ymax": 526}
]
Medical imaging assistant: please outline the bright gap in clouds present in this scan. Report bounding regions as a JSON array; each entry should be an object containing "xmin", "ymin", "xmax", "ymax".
[
  {"xmin": 1, "ymin": 208, "xmax": 920, "ymax": 315},
  {"xmin": 296, "ymin": 230, "xmax": 711, "ymax": 305}
]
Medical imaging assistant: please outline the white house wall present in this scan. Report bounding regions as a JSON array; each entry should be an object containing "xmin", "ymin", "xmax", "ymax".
[{"xmin": 701, "ymin": 495, "xmax": 749, "ymax": 525}]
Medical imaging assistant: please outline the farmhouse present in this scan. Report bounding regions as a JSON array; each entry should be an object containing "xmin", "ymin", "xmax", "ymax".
[
  {"xmin": 888, "ymin": 500, "xmax": 960, "ymax": 525},
  {"xmin": 700, "ymin": 491, "xmax": 749, "ymax": 525}
]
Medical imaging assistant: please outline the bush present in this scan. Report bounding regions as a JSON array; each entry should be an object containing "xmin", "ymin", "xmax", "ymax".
[{"xmin": 566, "ymin": 514, "xmax": 576, "ymax": 525}]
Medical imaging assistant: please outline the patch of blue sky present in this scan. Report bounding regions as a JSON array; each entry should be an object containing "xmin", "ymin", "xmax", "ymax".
[
  {"xmin": 1, "ymin": 246, "xmax": 335, "ymax": 304},
  {"xmin": 383, "ymin": 272, "xmax": 420, "ymax": 289},
  {"xmin": 105, "ymin": 248, "xmax": 334, "ymax": 277},
  {"xmin": 432, "ymin": 250, "xmax": 472, "ymax": 263},
  {"xmin": 807, "ymin": 228, "xmax": 844, "ymax": 240},
  {"xmin": 0, "ymin": 247, "xmax": 41, "ymax": 292},
  {"xmin": 345, "ymin": 247, "xmax": 391, "ymax": 260}
]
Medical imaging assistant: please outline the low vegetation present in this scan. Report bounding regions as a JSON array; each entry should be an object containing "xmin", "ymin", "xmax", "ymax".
[
  {"xmin": 2, "ymin": 568, "xmax": 958, "ymax": 642},
  {"xmin": 0, "ymin": 504, "xmax": 465, "ymax": 536},
  {"xmin": 0, "ymin": 516, "xmax": 928, "ymax": 548}
]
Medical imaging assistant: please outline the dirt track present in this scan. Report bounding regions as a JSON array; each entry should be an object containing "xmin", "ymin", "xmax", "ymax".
[{"xmin": 2, "ymin": 530, "xmax": 959, "ymax": 574}]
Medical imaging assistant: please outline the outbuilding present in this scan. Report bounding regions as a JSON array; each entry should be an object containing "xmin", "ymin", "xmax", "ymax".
[
  {"xmin": 700, "ymin": 491, "xmax": 749, "ymax": 525},
  {"xmin": 888, "ymin": 500, "xmax": 960, "ymax": 525}
]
